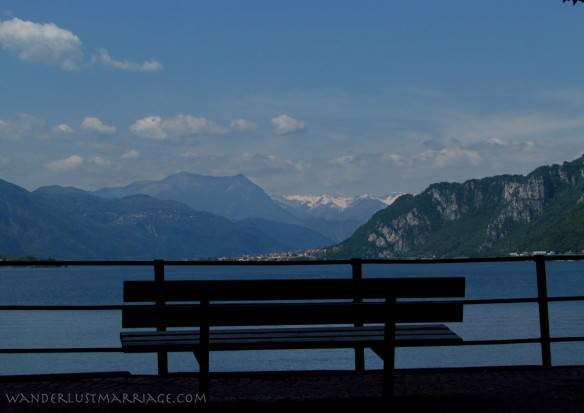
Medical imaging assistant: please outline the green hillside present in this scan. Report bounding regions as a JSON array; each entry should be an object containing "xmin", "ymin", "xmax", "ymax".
[{"xmin": 326, "ymin": 156, "xmax": 584, "ymax": 259}]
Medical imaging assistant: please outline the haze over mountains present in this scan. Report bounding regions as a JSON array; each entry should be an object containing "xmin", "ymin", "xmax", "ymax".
[
  {"xmin": 95, "ymin": 173, "xmax": 297, "ymax": 224},
  {"xmin": 95, "ymin": 172, "xmax": 399, "ymax": 242},
  {"xmin": 4, "ymin": 156, "xmax": 581, "ymax": 261},
  {"xmin": 0, "ymin": 172, "xmax": 396, "ymax": 260}
]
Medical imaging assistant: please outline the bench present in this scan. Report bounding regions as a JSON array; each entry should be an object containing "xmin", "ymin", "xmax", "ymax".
[{"xmin": 120, "ymin": 277, "xmax": 465, "ymax": 398}]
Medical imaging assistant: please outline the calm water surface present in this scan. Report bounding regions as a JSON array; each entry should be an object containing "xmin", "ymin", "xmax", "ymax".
[{"xmin": 0, "ymin": 261, "xmax": 583, "ymax": 375}]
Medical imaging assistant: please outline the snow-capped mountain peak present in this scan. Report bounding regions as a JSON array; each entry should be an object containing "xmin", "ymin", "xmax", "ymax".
[
  {"xmin": 279, "ymin": 193, "xmax": 403, "ymax": 211},
  {"xmin": 281, "ymin": 195, "xmax": 353, "ymax": 210}
]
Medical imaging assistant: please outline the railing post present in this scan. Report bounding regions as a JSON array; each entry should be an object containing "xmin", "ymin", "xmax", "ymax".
[
  {"xmin": 351, "ymin": 258, "xmax": 365, "ymax": 372},
  {"xmin": 383, "ymin": 295, "xmax": 397, "ymax": 399},
  {"xmin": 154, "ymin": 259, "xmax": 169, "ymax": 376},
  {"xmin": 535, "ymin": 256, "xmax": 552, "ymax": 369}
]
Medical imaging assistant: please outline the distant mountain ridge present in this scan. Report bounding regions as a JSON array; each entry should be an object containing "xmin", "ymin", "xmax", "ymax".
[
  {"xmin": 0, "ymin": 181, "xmax": 334, "ymax": 260},
  {"xmin": 95, "ymin": 172, "xmax": 299, "ymax": 224},
  {"xmin": 327, "ymin": 155, "xmax": 584, "ymax": 259},
  {"xmin": 95, "ymin": 172, "xmax": 395, "ymax": 242}
]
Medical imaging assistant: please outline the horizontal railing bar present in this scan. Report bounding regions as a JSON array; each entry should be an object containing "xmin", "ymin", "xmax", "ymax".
[
  {"xmin": 0, "ymin": 305, "xmax": 125, "ymax": 310},
  {"xmin": 0, "ymin": 260, "xmax": 352, "ymax": 267},
  {"xmin": 550, "ymin": 337, "xmax": 584, "ymax": 343},
  {"xmin": 1, "ymin": 255, "xmax": 583, "ymax": 268},
  {"xmin": 2, "ymin": 337, "xmax": 583, "ymax": 355},
  {"xmin": 0, "ymin": 299, "xmax": 544, "ymax": 310},
  {"xmin": 454, "ymin": 338, "xmax": 542, "ymax": 346},
  {"xmin": 3, "ymin": 296, "xmax": 584, "ymax": 310},
  {"xmin": 454, "ymin": 337, "xmax": 584, "ymax": 346},
  {"xmin": 547, "ymin": 296, "xmax": 584, "ymax": 302},
  {"xmin": 0, "ymin": 347, "xmax": 122, "ymax": 354},
  {"xmin": 0, "ymin": 261, "xmax": 155, "ymax": 266},
  {"xmin": 458, "ymin": 298, "xmax": 538, "ymax": 305}
]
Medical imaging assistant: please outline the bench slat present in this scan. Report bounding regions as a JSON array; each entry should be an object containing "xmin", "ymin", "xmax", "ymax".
[
  {"xmin": 121, "ymin": 325, "xmax": 456, "ymax": 340},
  {"xmin": 121, "ymin": 324, "xmax": 453, "ymax": 339},
  {"xmin": 124, "ymin": 278, "xmax": 465, "ymax": 302},
  {"xmin": 122, "ymin": 302, "xmax": 463, "ymax": 328},
  {"xmin": 121, "ymin": 325, "xmax": 462, "ymax": 352}
]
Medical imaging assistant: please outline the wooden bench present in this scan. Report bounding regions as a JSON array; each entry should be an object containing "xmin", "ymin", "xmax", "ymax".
[{"xmin": 120, "ymin": 277, "xmax": 465, "ymax": 398}]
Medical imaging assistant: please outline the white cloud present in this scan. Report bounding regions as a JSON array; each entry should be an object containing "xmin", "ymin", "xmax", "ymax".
[
  {"xmin": 415, "ymin": 148, "xmax": 481, "ymax": 168},
  {"xmin": 99, "ymin": 48, "xmax": 163, "ymax": 72},
  {"xmin": 382, "ymin": 154, "xmax": 406, "ymax": 166},
  {"xmin": 130, "ymin": 114, "xmax": 228, "ymax": 140},
  {"xmin": 129, "ymin": 116, "xmax": 167, "ymax": 140},
  {"xmin": 0, "ymin": 119, "xmax": 16, "ymax": 140},
  {"xmin": 0, "ymin": 17, "xmax": 162, "ymax": 72},
  {"xmin": 487, "ymin": 137, "xmax": 507, "ymax": 146},
  {"xmin": 163, "ymin": 114, "xmax": 229, "ymax": 136},
  {"xmin": 271, "ymin": 114, "xmax": 306, "ymax": 135},
  {"xmin": 229, "ymin": 153, "xmax": 306, "ymax": 176},
  {"xmin": 81, "ymin": 117, "xmax": 117, "ymax": 135},
  {"xmin": 444, "ymin": 113, "xmax": 584, "ymax": 144},
  {"xmin": 179, "ymin": 151, "xmax": 200, "ymax": 158},
  {"xmin": 121, "ymin": 149, "xmax": 140, "ymax": 160},
  {"xmin": 0, "ymin": 114, "xmax": 45, "ymax": 140},
  {"xmin": 88, "ymin": 156, "xmax": 111, "ymax": 167},
  {"xmin": 52, "ymin": 124, "xmax": 74, "ymax": 135},
  {"xmin": 46, "ymin": 155, "xmax": 83, "ymax": 172},
  {"xmin": 230, "ymin": 118, "xmax": 257, "ymax": 132},
  {"xmin": 0, "ymin": 17, "xmax": 83, "ymax": 70},
  {"xmin": 328, "ymin": 155, "xmax": 354, "ymax": 165}
]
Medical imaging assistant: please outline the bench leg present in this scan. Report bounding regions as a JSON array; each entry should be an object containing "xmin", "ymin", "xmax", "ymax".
[
  {"xmin": 371, "ymin": 343, "xmax": 395, "ymax": 399},
  {"xmin": 193, "ymin": 350, "xmax": 209, "ymax": 397},
  {"xmin": 382, "ymin": 342, "xmax": 395, "ymax": 399},
  {"xmin": 383, "ymin": 297, "xmax": 397, "ymax": 399},
  {"xmin": 355, "ymin": 346, "xmax": 365, "ymax": 372},
  {"xmin": 157, "ymin": 351, "xmax": 168, "ymax": 376}
]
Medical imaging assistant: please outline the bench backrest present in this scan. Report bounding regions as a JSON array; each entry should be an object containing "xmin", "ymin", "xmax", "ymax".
[{"xmin": 122, "ymin": 278, "xmax": 465, "ymax": 328}]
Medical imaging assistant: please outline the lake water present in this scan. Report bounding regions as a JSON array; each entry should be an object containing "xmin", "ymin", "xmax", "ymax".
[{"xmin": 0, "ymin": 261, "xmax": 583, "ymax": 375}]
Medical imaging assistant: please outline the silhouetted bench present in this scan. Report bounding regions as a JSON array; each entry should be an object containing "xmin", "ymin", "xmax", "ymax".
[{"xmin": 120, "ymin": 277, "xmax": 465, "ymax": 398}]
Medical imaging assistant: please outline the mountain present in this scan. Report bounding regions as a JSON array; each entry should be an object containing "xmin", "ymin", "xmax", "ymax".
[
  {"xmin": 95, "ymin": 172, "xmax": 299, "ymax": 224},
  {"xmin": 273, "ymin": 193, "xmax": 403, "ymax": 242},
  {"xmin": 94, "ymin": 172, "xmax": 395, "ymax": 243},
  {"xmin": 0, "ymin": 181, "xmax": 332, "ymax": 260},
  {"xmin": 326, "ymin": 156, "xmax": 584, "ymax": 259}
]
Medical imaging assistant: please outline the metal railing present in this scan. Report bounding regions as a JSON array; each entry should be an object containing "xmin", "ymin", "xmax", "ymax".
[{"xmin": 1, "ymin": 255, "xmax": 583, "ymax": 374}]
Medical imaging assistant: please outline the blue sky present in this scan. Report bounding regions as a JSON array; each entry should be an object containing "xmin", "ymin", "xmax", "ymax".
[{"xmin": 1, "ymin": 1, "xmax": 583, "ymax": 196}]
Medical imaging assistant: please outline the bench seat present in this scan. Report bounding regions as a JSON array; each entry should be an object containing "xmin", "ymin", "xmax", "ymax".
[{"xmin": 121, "ymin": 324, "xmax": 462, "ymax": 353}]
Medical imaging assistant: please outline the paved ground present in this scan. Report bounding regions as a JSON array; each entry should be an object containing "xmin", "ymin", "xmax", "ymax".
[{"xmin": 1, "ymin": 366, "xmax": 584, "ymax": 412}]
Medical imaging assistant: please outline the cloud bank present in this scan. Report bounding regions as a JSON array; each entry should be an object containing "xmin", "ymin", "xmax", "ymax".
[
  {"xmin": 130, "ymin": 114, "xmax": 229, "ymax": 140},
  {"xmin": 230, "ymin": 118, "xmax": 258, "ymax": 132},
  {"xmin": 46, "ymin": 155, "xmax": 83, "ymax": 172},
  {"xmin": 0, "ymin": 17, "xmax": 162, "ymax": 72},
  {"xmin": 0, "ymin": 17, "xmax": 82, "ymax": 70}
]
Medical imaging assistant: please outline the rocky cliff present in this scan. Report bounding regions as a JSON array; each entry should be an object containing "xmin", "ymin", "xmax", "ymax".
[{"xmin": 327, "ymin": 155, "xmax": 584, "ymax": 259}]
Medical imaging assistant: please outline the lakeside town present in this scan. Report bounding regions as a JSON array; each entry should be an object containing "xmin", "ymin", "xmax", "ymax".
[
  {"xmin": 218, "ymin": 248, "xmax": 328, "ymax": 262},
  {"xmin": 217, "ymin": 248, "xmax": 581, "ymax": 262}
]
